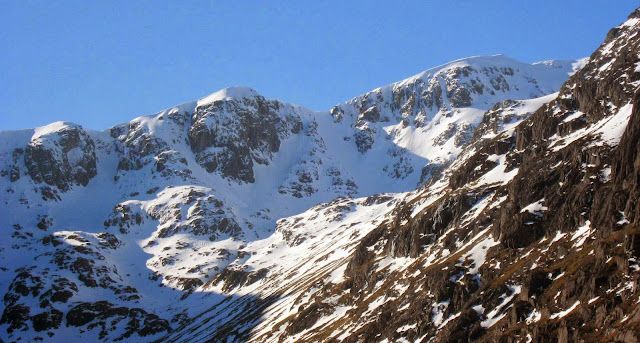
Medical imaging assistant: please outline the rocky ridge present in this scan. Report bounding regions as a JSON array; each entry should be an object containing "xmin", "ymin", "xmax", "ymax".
[{"xmin": 0, "ymin": 8, "xmax": 638, "ymax": 343}]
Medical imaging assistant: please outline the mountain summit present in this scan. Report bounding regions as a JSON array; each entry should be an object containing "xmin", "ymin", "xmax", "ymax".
[{"xmin": 1, "ymin": 8, "xmax": 639, "ymax": 343}]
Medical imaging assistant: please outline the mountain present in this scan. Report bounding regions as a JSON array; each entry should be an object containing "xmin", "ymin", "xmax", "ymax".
[{"xmin": 0, "ymin": 8, "xmax": 638, "ymax": 343}]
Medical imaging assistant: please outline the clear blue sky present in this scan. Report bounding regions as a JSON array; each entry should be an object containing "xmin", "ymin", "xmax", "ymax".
[{"xmin": 1, "ymin": 1, "xmax": 638, "ymax": 130}]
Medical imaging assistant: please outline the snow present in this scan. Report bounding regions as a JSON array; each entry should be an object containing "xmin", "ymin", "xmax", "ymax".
[
  {"xmin": 550, "ymin": 301, "xmax": 581, "ymax": 319},
  {"xmin": 526, "ymin": 309, "xmax": 541, "ymax": 324},
  {"xmin": 618, "ymin": 211, "xmax": 630, "ymax": 225},
  {"xmin": 601, "ymin": 166, "xmax": 612, "ymax": 182},
  {"xmin": 396, "ymin": 323, "xmax": 417, "ymax": 332},
  {"xmin": 549, "ymin": 102, "xmax": 633, "ymax": 151},
  {"xmin": 598, "ymin": 59, "xmax": 615, "ymax": 72},
  {"xmin": 431, "ymin": 301, "xmax": 450, "ymax": 327},
  {"xmin": 0, "ymin": 53, "xmax": 580, "ymax": 342},
  {"xmin": 561, "ymin": 111, "xmax": 584, "ymax": 123},
  {"xmin": 197, "ymin": 86, "xmax": 260, "ymax": 107},
  {"xmin": 473, "ymin": 154, "xmax": 519, "ymax": 186},
  {"xmin": 32, "ymin": 121, "xmax": 76, "ymax": 139},
  {"xmin": 620, "ymin": 17, "xmax": 640, "ymax": 29},
  {"xmin": 520, "ymin": 199, "xmax": 548, "ymax": 215},
  {"xmin": 595, "ymin": 103, "xmax": 633, "ymax": 145},
  {"xmin": 571, "ymin": 221, "xmax": 593, "ymax": 247},
  {"xmin": 438, "ymin": 312, "xmax": 461, "ymax": 329},
  {"xmin": 570, "ymin": 57, "xmax": 589, "ymax": 74},
  {"xmin": 330, "ymin": 55, "xmax": 573, "ymax": 191},
  {"xmin": 461, "ymin": 235, "xmax": 500, "ymax": 274},
  {"xmin": 481, "ymin": 285, "xmax": 522, "ymax": 328},
  {"xmin": 550, "ymin": 231, "xmax": 567, "ymax": 243},
  {"xmin": 481, "ymin": 92, "xmax": 559, "ymax": 139}
]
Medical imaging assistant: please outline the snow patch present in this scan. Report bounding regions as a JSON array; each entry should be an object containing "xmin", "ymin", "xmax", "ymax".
[{"xmin": 550, "ymin": 301, "xmax": 581, "ymax": 319}]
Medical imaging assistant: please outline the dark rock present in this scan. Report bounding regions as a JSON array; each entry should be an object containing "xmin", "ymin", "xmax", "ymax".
[
  {"xmin": 66, "ymin": 301, "xmax": 170, "ymax": 340},
  {"xmin": 24, "ymin": 123, "xmax": 97, "ymax": 191},
  {"xmin": 189, "ymin": 94, "xmax": 302, "ymax": 183},
  {"xmin": 31, "ymin": 309, "xmax": 62, "ymax": 331},
  {"xmin": 206, "ymin": 267, "xmax": 269, "ymax": 292}
]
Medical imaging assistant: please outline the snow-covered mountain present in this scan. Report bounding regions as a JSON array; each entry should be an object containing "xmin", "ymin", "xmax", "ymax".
[{"xmin": 1, "ymin": 8, "xmax": 639, "ymax": 343}]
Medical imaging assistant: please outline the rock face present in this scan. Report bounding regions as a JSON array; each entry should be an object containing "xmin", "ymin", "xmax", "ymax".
[
  {"xmin": 24, "ymin": 122, "xmax": 97, "ymax": 192},
  {"xmin": 188, "ymin": 87, "xmax": 303, "ymax": 183},
  {"xmin": 334, "ymin": 55, "xmax": 573, "ymax": 155},
  {"xmin": 237, "ymin": 9, "xmax": 640, "ymax": 343},
  {"xmin": 1, "ymin": 8, "xmax": 639, "ymax": 343}
]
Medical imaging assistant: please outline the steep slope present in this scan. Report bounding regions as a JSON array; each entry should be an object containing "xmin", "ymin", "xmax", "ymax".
[
  {"xmin": 164, "ymin": 93, "xmax": 561, "ymax": 343},
  {"xmin": 229, "ymin": 9, "xmax": 640, "ymax": 343},
  {"xmin": 326, "ymin": 55, "xmax": 576, "ymax": 189},
  {"xmin": 0, "ymin": 11, "xmax": 631, "ymax": 343},
  {"xmin": 0, "ymin": 56, "xmax": 574, "ymax": 342}
]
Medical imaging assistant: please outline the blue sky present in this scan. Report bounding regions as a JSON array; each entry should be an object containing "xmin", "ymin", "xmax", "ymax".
[{"xmin": 1, "ymin": 1, "xmax": 638, "ymax": 130}]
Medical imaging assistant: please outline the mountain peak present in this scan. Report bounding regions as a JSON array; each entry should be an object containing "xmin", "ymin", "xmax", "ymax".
[
  {"xmin": 397, "ymin": 54, "xmax": 576, "ymax": 88},
  {"xmin": 197, "ymin": 86, "xmax": 260, "ymax": 107},
  {"xmin": 32, "ymin": 121, "xmax": 82, "ymax": 139},
  {"xmin": 2, "ymin": 7, "xmax": 640, "ymax": 343}
]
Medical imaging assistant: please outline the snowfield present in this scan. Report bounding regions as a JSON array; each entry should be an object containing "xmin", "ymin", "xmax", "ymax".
[{"xmin": 0, "ymin": 53, "xmax": 606, "ymax": 342}]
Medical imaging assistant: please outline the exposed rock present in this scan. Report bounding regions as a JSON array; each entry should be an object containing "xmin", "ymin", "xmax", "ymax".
[
  {"xmin": 1, "ymin": 9, "xmax": 636, "ymax": 343},
  {"xmin": 66, "ymin": 301, "xmax": 170, "ymax": 340},
  {"xmin": 24, "ymin": 122, "xmax": 97, "ymax": 192},
  {"xmin": 189, "ymin": 91, "xmax": 303, "ymax": 182},
  {"xmin": 206, "ymin": 267, "xmax": 269, "ymax": 292}
]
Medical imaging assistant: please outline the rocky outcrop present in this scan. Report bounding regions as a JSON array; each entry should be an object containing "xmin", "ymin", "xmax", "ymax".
[
  {"xmin": 205, "ymin": 267, "xmax": 269, "ymax": 292},
  {"xmin": 24, "ymin": 122, "xmax": 97, "ymax": 192},
  {"xmin": 0, "ymin": 230, "xmax": 166, "ymax": 341},
  {"xmin": 66, "ymin": 301, "xmax": 170, "ymax": 340},
  {"xmin": 254, "ymin": 9, "xmax": 640, "ymax": 343},
  {"xmin": 1, "ymin": 9, "xmax": 636, "ymax": 343},
  {"xmin": 110, "ymin": 106, "xmax": 193, "ymax": 181},
  {"xmin": 188, "ymin": 89, "xmax": 303, "ymax": 183},
  {"xmin": 340, "ymin": 59, "xmax": 565, "ymax": 129}
]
